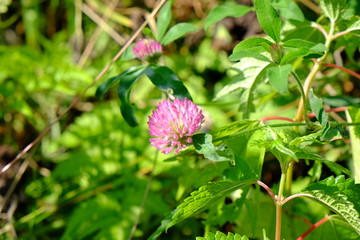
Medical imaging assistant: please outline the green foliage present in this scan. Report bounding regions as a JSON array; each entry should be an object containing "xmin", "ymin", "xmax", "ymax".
[
  {"xmin": 161, "ymin": 23, "xmax": 197, "ymax": 45},
  {"xmin": 2, "ymin": 0, "xmax": 360, "ymax": 239},
  {"xmin": 254, "ymin": 0, "xmax": 282, "ymax": 43},
  {"xmin": 204, "ymin": 4, "xmax": 252, "ymax": 30},
  {"xmin": 196, "ymin": 231, "xmax": 249, "ymax": 240},
  {"xmin": 149, "ymin": 179, "xmax": 257, "ymax": 239},
  {"xmin": 303, "ymin": 175, "xmax": 360, "ymax": 234}
]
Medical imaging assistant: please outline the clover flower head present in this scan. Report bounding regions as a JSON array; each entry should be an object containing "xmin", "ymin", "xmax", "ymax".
[
  {"xmin": 148, "ymin": 98, "xmax": 205, "ymax": 154},
  {"xmin": 132, "ymin": 39, "xmax": 162, "ymax": 60}
]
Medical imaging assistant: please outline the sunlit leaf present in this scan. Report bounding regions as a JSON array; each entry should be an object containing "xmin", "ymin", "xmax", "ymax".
[
  {"xmin": 346, "ymin": 107, "xmax": 360, "ymax": 183},
  {"xmin": 254, "ymin": 0, "xmax": 282, "ymax": 43},
  {"xmin": 196, "ymin": 231, "xmax": 249, "ymax": 240},
  {"xmin": 267, "ymin": 64, "xmax": 292, "ymax": 95},
  {"xmin": 272, "ymin": 0, "xmax": 305, "ymax": 22},
  {"xmin": 161, "ymin": 23, "xmax": 197, "ymax": 45},
  {"xmin": 319, "ymin": 0, "xmax": 346, "ymax": 21},
  {"xmin": 229, "ymin": 50, "xmax": 271, "ymax": 62},
  {"xmin": 205, "ymin": 4, "xmax": 252, "ymax": 30},
  {"xmin": 302, "ymin": 175, "xmax": 360, "ymax": 235},
  {"xmin": 156, "ymin": 1, "xmax": 172, "ymax": 41},
  {"xmin": 193, "ymin": 133, "xmax": 234, "ymax": 163},
  {"xmin": 148, "ymin": 179, "xmax": 257, "ymax": 239},
  {"xmin": 233, "ymin": 37, "xmax": 273, "ymax": 53}
]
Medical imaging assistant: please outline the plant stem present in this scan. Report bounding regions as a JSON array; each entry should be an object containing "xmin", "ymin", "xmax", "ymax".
[
  {"xmin": 275, "ymin": 172, "xmax": 287, "ymax": 240},
  {"xmin": 294, "ymin": 20, "xmax": 336, "ymax": 122}
]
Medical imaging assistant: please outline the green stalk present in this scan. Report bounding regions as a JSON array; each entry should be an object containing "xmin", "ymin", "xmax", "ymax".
[
  {"xmin": 275, "ymin": 172, "xmax": 287, "ymax": 240},
  {"xmin": 294, "ymin": 19, "xmax": 336, "ymax": 122}
]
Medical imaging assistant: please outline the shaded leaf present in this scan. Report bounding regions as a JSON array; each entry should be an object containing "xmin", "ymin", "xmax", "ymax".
[
  {"xmin": 161, "ymin": 23, "xmax": 197, "ymax": 45},
  {"xmin": 205, "ymin": 4, "xmax": 252, "ymax": 30},
  {"xmin": 144, "ymin": 65, "xmax": 192, "ymax": 99},
  {"xmin": 254, "ymin": 0, "xmax": 282, "ymax": 43},
  {"xmin": 117, "ymin": 66, "xmax": 147, "ymax": 127}
]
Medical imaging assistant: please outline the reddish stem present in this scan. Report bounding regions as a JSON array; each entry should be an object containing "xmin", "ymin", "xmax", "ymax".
[
  {"xmin": 322, "ymin": 63, "xmax": 360, "ymax": 80},
  {"xmin": 297, "ymin": 216, "xmax": 331, "ymax": 240},
  {"xmin": 257, "ymin": 180, "xmax": 276, "ymax": 202},
  {"xmin": 261, "ymin": 116, "xmax": 295, "ymax": 123},
  {"xmin": 307, "ymin": 106, "xmax": 348, "ymax": 118}
]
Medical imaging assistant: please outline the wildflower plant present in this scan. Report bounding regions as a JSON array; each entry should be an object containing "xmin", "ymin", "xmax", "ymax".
[
  {"xmin": 94, "ymin": 0, "xmax": 360, "ymax": 239},
  {"xmin": 4, "ymin": 0, "xmax": 360, "ymax": 239}
]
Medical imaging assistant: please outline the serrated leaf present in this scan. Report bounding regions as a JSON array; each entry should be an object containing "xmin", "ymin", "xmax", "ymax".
[
  {"xmin": 267, "ymin": 64, "xmax": 292, "ymax": 95},
  {"xmin": 347, "ymin": 19, "xmax": 360, "ymax": 32},
  {"xmin": 114, "ymin": 66, "xmax": 146, "ymax": 127},
  {"xmin": 254, "ymin": 0, "xmax": 282, "ymax": 43},
  {"xmin": 148, "ymin": 179, "xmax": 257, "ymax": 239},
  {"xmin": 346, "ymin": 107, "xmax": 360, "ymax": 183},
  {"xmin": 156, "ymin": 1, "xmax": 172, "ymax": 41},
  {"xmin": 197, "ymin": 231, "xmax": 250, "ymax": 240},
  {"xmin": 144, "ymin": 65, "xmax": 192, "ymax": 99},
  {"xmin": 205, "ymin": 4, "xmax": 252, "ymax": 30},
  {"xmin": 319, "ymin": 0, "xmax": 346, "ymax": 21},
  {"xmin": 193, "ymin": 133, "xmax": 234, "ymax": 163},
  {"xmin": 302, "ymin": 175, "xmax": 360, "ymax": 234},
  {"xmin": 229, "ymin": 50, "xmax": 271, "ymax": 62},
  {"xmin": 233, "ymin": 37, "xmax": 273, "ymax": 53},
  {"xmin": 161, "ymin": 23, "xmax": 197, "ymax": 45}
]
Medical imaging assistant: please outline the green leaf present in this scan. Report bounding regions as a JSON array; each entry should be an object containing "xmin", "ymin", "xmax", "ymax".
[
  {"xmin": 308, "ymin": 89, "xmax": 329, "ymax": 126},
  {"xmin": 96, "ymin": 73, "xmax": 124, "ymax": 99},
  {"xmin": 148, "ymin": 179, "xmax": 257, "ymax": 239},
  {"xmin": 272, "ymin": 0, "xmax": 305, "ymax": 22},
  {"xmin": 211, "ymin": 120, "xmax": 260, "ymax": 142},
  {"xmin": 161, "ymin": 23, "xmax": 197, "ymax": 45},
  {"xmin": 346, "ymin": 107, "xmax": 360, "ymax": 183},
  {"xmin": 144, "ymin": 65, "xmax": 192, "ymax": 100},
  {"xmin": 266, "ymin": 64, "xmax": 292, "ymax": 95},
  {"xmin": 302, "ymin": 175, "xmax": 360, "ymax": 234},
  {"xmin": 193, "ymin": 133, "xmax": 234, "ymax": 163},
  {"xmin": 282, "ymin": 39, "xmax": 327, "ymax": 52},
  {"xmin": 205, "ymin": 4, "xmax": 252, "ymax": 30},
  {"xmin": 254, "ymin": 0, "xmax": 282, "ymax": 43},
  {"xmin": 319, "ymin": 0, "xmax": 346, "ymax": 21},
  {"xmin": 117, "ymin": 66, "xmax": 146, "ymax": 127},
  {"xmin": 232, "ymin": 37, "xmax": 273, "ymax": 53},
  {"xmin": 196, "ymin": 231, "xmax": 250, "ymax": 240},
  {"xmin": 156, "ymin": 1, "xmax": 172, "ymax": 41},
  {"xmin": 229, "ymin": 50, "xmax": 271, "ymax": 62}
]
